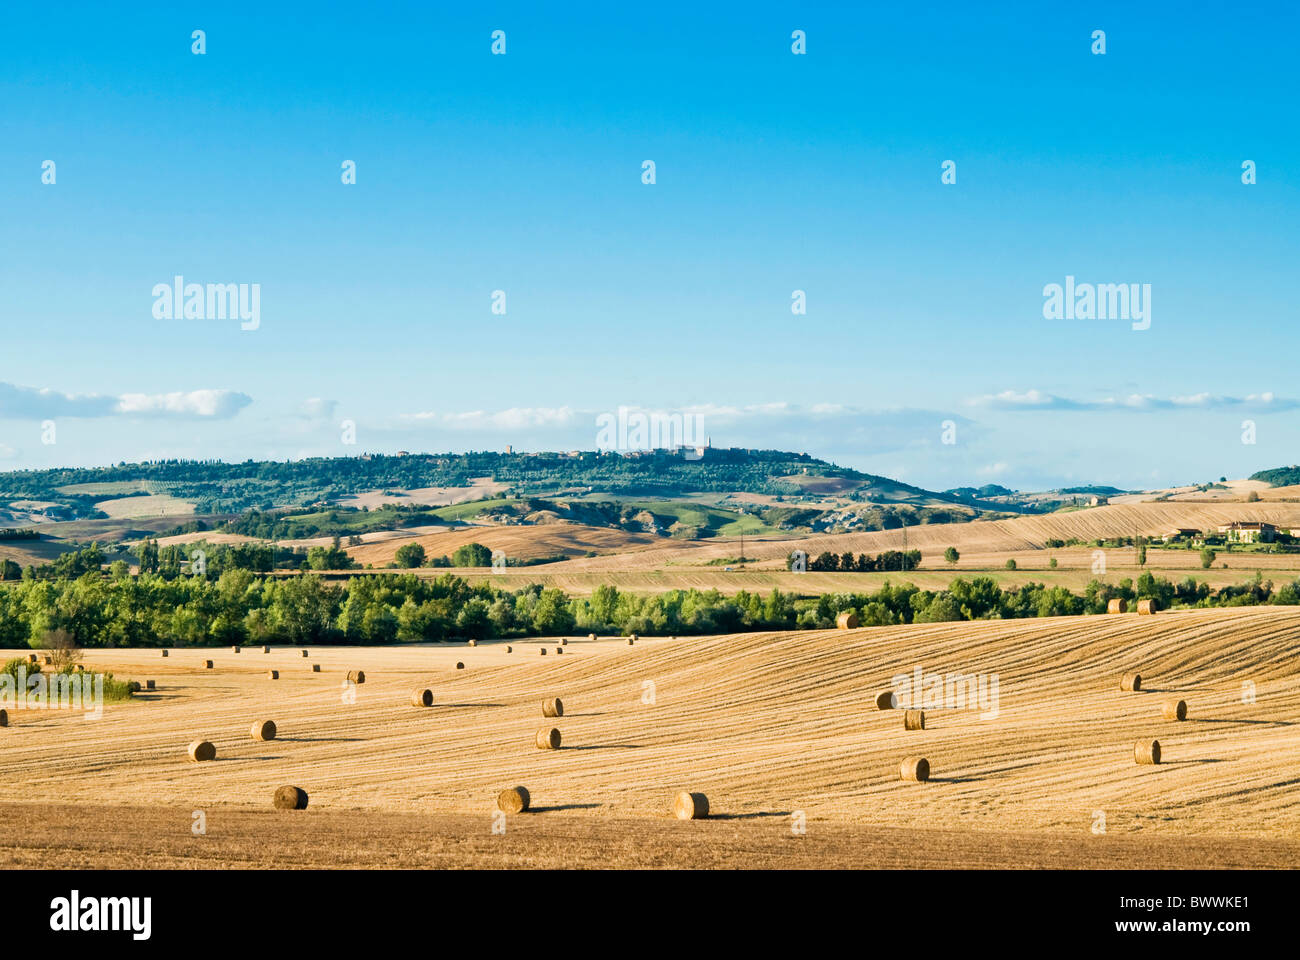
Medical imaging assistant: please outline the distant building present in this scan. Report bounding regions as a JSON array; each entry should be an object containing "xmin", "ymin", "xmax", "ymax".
[
  {"xmin": 505, "ymin": 444, "xmax": 512, "ymax": 454},
  {"xmin": 1162, "ymin": 527, "xmax": 1202, "ymax": 542},
  {"xmin": 1218, "ymin": 521, "xmax": 1276, "ymax": 544}
]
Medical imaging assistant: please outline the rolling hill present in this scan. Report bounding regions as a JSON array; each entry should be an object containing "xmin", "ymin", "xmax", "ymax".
[{"xmin": 3, "ymin": 605, "xmax": 1297, "ymax": 867}]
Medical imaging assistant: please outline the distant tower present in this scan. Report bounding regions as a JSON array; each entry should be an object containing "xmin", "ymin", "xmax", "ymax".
[{"xmin": 505, "ymin": 444, "xmax": 512, "ymax": 454}]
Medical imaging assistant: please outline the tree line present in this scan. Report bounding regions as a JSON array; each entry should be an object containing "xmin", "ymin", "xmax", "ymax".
[{"xmin": 1, "ymin": 563, "xmax": 1296, "ymax": 649}]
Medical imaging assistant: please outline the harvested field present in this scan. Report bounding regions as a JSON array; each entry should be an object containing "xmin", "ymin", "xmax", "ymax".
[
  {"xmin": 545, "ymin": 501, "xmax": 1300, "ymax": 572},
  {"xmin": 0, "ymin": 605, "xmax": 1297, "ymax": 868},
  {"xmin": 338, "ymin": 479, "xmax": 509, "ymax": 510},
  {"xmin": 95, "ymin": 494, "xmax": 197, "ymax": 519},
  {"xmin": 1, "ymin": 803, "xmax": 1293, "ymax": 869},
  {"xmin": 430, "ymin": 552, "xmax": 1300, "ymax": 596},
  {"xmin": 344, "ymin": 525, "xmax": 661, "ymax": 567}
]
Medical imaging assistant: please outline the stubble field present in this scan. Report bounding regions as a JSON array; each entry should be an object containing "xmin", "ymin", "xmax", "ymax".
[{"xmin": 2, "ymin": 604, "xmax": 1298, "ymax": 868}]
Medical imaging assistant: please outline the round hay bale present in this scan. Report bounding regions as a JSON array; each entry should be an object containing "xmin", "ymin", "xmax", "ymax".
[
  {"xmin": 42, "ymin": 656, "xmax": 52, "ymax": 665},
  {"xmin": 836, "ymin": 610, "xmax": 859, "ymax": 629},
  {"xmin": 127, "ymin": 680, "xmax": 142, "ymax": 694},
  {"xmin": 0, "ymin": 708, "xmax": 7, "ymax": 727},
  {"xmin": 203, "ymin": 660, "xmax": 214, "ymax": 669},
  {"xmin": 232, "ymin": 646, "xmax": 241, "ymax": 653},
  {"xmin": 455, "ymin": 662, "xmax": 465, "ymax": 670},
  {"xmin": 875, "ymin": 689, "xmax": 897, "ymax": 710},
  {"xmin": 346, "ymin": 670, "xmax": 365, "ymax": 684},
  {"xmin": 273, "ymin": 785, "xmax": 308, "ymax": 810},
  {"xmin": 27, "ymin": 653, "xmax": 37, "ymax": 663},
  {"xmin": 161, "ymin": 649, "xmax": 169, "ymax": 657},
  {"xmin": 311, "ymin": 664, "xmax": 321, "ymax": 672},
  {"xmin": 673, "ymin": 791, "xmax": 709, "ymax": 820},
  {"xmin": 187, "ymin": 740, "xmax": 216, "ymax": 762},
  {"xmin": 1137, "ymin": 598, "xmax": 1156, "ymax": 615},
  {"xmin": 1162, "ymin": 699, "xmax": 1187, "ymax": 721},
  {"xmin": 588, "ymin": 633, "xmax": 597, "ymax": 642},
  {"xmin": 561, "ymin": 638, "xmax": 568, "ymax": 646},
  {"xmin": 505, "ymin": 645, "xmax": 513, "ymax": 653},
  {"xmin": 145, "ymin": 679, "xmax": 156, "ymax": 690},
  {"xmin": 301, "ymin": 649, "xmax": 309, "ymax": 657},
  {"xmin": 1107, "ymin": 598, "xmax": 1128, "ymax": 614},
  {"xmin": 1121, "ymin": 673, "xmax": 1142, "ymax": 692},
  {"xmin": 75, "ymin": 664, "xmax": 84, "ymax": 672},
  {"xmin": 467, "ymin": 639, "xmax": 477, "ymax": 647},
  {"xmin": 629, "ymin": 633, "xmax": 639, "ymax": 642},
  {"xmin": 542, "ymin": 697, "xmax": 564, "ymax": 718},
  {"xmin": 555, "ymin": 647, "xmax": 563, "ymax": 655},
  {"xmin": 497, "ymin": 786, "xmax": 530, "ymax": 813},
  {"xmin": 266, "ymin": 670, "xmax": 279, "ymax": 680},
  {"xmin": 412, "ymin": 688, "xmax": 434, "ymax": 707},
  {"xmin": 540, "ymin": 648, "xmax": 547, "ymax": 656},
  {"xmin": 262, "ymin": 645, "xmax": 270, "ymax": 653},
  {"xmin": 251, "ymin": 720, "xmax": 277, "ymax": 741},
  {"xmin": 900, "ymin": 757, "xmax": 930, "ymax": 781},
  {"xmin": 536, "ymin": 727, "xmax": 561, "ymax": 750},
  {"xmin": 1135, "ymin": 739, "xmax": 1161, "ymax": 764},
  {"xmin": 904, "ymin": 709, "xmax": 925, "ymax": 731},
  {"xmin": 628, "ymin": 637, "xmax": 635, "ymax": 646}
]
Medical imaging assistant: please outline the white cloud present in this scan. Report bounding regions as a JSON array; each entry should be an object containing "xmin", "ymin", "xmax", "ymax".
[
  {"xmin": 300, "ymin": 397, "xmax": 337, "ymax": 419},
  {"xmin": 968, "ymin": 388, "xmax": 1299, "ymax": 413},
  {"xmin": 401, "ymin": 407, "xmax": 579, "ymax": 430},
  {"xmin": 390, "ymin": 401, "xmax": 973, "ymax": 461},
  {"xmin": 0, "ymin": 382, "xmax": 250, "ymax": 420},
  {"xmin": 115, "ymin": 390, "xmax": 251, "ymax": 418}
]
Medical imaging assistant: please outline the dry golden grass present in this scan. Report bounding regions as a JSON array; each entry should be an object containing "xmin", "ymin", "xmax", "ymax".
[
  {"xmin": 0, "ymin": 604, "xmax": 1297, "ymax": 870},
  {"xmin": 3, "ymin": 803, "xmax": 1292, "ymax": 869},
  {"xmin": 345, "ymin": 524, "xmax": 661, "ymax": 567},
  {"xmin": 555, "ymin": 501, "xmax": 1300, "ymax": 573},
  {"xmin": 416, "ymin": 546, "xmax": 1300, "ymax": 596},
  {"xmin": 0, "ymin": 539, "xmax": 77, "ymax": 567}
]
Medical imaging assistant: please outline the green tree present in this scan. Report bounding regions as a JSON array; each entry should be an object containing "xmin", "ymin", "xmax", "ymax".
[
  {"xmin": 531, "ymin": 588, "xmax": 575, "ymax": 634},
  {"xmin": 944, "ymin": 547, "xmax": 959, "ymax": 566},
  {"xmin": 451, "ymin": 542, "xmax": 492, "ymax": 567},
  {"xmin": 1005, "ymin": 558, "xmax": 1017, "ymax": 570},
  {"xmin": 1200, "ymin": 548, "xmax": 1217, "ymax": 569},
  {"xmin": 137, "ymin": 538, "xmax": 160, "ymax": 574},
  {"xmin": 393, "ymin": 543, "xmax": 427, "ymax": 568}
]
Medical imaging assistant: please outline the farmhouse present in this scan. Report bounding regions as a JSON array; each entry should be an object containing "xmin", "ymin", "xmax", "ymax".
[
  {"xmin": 1217, "ymin": 521, "xmax": 1276, "ymax": 544},
  {"xmin": 1162, "ymin": 527, "xmax": 1202, "ymax": 543}
]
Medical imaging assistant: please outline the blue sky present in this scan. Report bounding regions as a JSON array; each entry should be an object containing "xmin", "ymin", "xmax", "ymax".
[{"xmin": 1, "ymin": 1, "xmax": 1297, "ymax": 491}]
